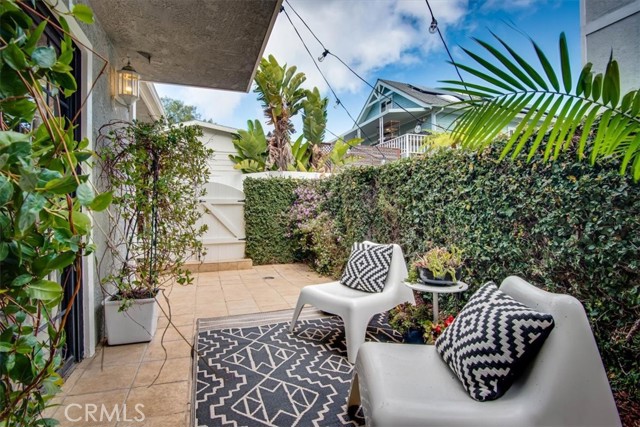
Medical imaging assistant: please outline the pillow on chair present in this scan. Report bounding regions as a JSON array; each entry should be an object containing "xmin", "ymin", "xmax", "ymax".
[
  {"xmin": 340, "ymin": 242, "xmax": 393, "ymax": 293},
  {"xmin": 435, "ymin": 281, "xmax": 555, "ymax": 401}
]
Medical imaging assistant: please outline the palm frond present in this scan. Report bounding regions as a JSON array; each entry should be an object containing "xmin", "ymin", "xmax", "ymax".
[{"xmin": 442, "ymin": 32, "xmax": 640, "ymax": 180}]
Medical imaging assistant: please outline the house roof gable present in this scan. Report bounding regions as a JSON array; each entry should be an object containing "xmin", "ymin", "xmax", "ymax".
[
  {"xmin": 379, "ymin": 80, "xmax": 464, "ymax": 108},
  {"xmin": 181, "ymin": 120, "xmax": 239, "ymax": 135},
  {"xmin": 354, "ymin": 79, "xmax": 463, "ymax": 126}
]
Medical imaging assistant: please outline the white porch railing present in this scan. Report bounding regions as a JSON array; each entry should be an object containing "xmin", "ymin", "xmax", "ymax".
[{"xmin": 377, "ymin": 133, "xmax": 426, "ymax": 157}]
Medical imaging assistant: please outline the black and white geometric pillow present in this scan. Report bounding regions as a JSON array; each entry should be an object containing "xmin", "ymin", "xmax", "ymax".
[
  {"xmin": 339, "ymin": 243, "xmax": 394, "ymax": 293},
  {"xmin": 435, "ymin": 281, "xmax": 555, "ymax": 401}
]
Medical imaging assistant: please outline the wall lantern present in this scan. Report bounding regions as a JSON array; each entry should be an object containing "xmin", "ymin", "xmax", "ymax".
[
  {"xmin": 414, "ymin": 122, "xmax": 422, "ymax": 134},
  {"xmin": 115, "ymin": 60, "xmax": 140, "ymax": 106}
]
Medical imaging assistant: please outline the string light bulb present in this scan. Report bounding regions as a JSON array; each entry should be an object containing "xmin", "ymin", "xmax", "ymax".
[
  {"xmin": 318, "ymin": 49, "xmax": 329, "ymax": 62},
  {"xmin": 429, "ymin": 18, "xmax": 438, "ymax": 34}
]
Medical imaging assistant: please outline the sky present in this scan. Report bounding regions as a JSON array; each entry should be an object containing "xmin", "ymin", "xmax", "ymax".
[{"xmin": 155, "ymin": 0, "xmax": 581, "ymax": 138}]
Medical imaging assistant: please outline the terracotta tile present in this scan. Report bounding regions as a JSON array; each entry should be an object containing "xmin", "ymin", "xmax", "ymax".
[
  {"xmin": 194, "ymin": 277, "xmax": 221, "ymax": 287},
  {"xmin": 57, "ymin": 389, "xmax": 127, "ymax": 426},
  {"xmin": 222, "ymin": 289, "xmax": 253, "ymax": 302},
  {"xmin": 163, "ymin": 285, "xmax": 196, "ymax": 298},
  {"xmin": 86, "ymin": 343, "xmax": 147, "ymax": 369},
  {"xmin": 162, "ymin": 303, "xmax": 197, "ymax": 316},
  {"xmin": 263, "ymin": 278, "xmax": 290, "ymax": 286},
  {"xmin": 195, "ymin": 286, "xmax": 224, "ymax": 297},
  {"xmin": 255, "ymin": 296, "xmax": 288, "ymax": 308},
  {"xmin": 220, "ymin": 280, "xmax": 244, "ymax": 287},
  {"xmin": 143, "ymin": 339, "xmax": 192, "ymax": 361},
  {"xmin": 132, "ymin": 357, "xmax": 191, "ymax": 387},
  {"xmin": 251, "ymin": 288, "xmax": 283, "ymax": 299},
  {"xmin": 226, "ymin": 299, "xmax": 260, "ymax": 316},
  {"xmin": 60, "ymin": 365, "xmax": 86, "ymax": 394},
  {"xmin": 153, "ymin": 324, "xmax": 194, "ymax": 343},
  {"xmin": 157, "ymin": 313, "xmax": 194, "ymax": 328},
  {"xmin": 275, "ymin": 287, "xmax": 302, "ymax": 297},
  {"xmin": 217, "ymin": 261, "xmax": 239, "ymax": 271},
  {"xmin": 125, "ymin": 381, "xmax": 189, "ymax": 418},
  {"xmin": 42, "ymin": 395, "xmax": 64, "ymax": 419},
  {"xmin": 283, "ymin": 295, "xmax": 300, "ymax": 305},
  {"xmin": 116, "ymin": 412, "xmax": 187, "ymax": 427},
  {"xmin": 236, "ymin": 259, "xmax": 253, "ymax": 269},
  {"xmin": 194, "ymin": 305, "xmax": 229, "ymax": 319},
  {"xmin": 68, "ymin": 364, "xmax": 138, "ymax": 395},
  {"xmin": 218, "ymin": 271, "xmax": 241, "ymax": 279},
  {"xmin": 259, "ymin": 303, "xmax": 291, "ymax": 312},
  {"xmin": 163, "ymin": 294, "xmax": 195, "ymax": 307}
]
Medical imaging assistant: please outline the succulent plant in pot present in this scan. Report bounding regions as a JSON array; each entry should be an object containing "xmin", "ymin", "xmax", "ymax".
[
  {"xmin": 414, "ymin": 245, "xmax": 464, "ymax": 285},
  {"xmin": 388, "ymin": 303, "xmax": 456, "ymax": 344}
]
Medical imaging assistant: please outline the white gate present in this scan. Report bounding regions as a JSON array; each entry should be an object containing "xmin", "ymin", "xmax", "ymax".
[{"xmin": 194, "ymin": 182, "xmax": 245, "ymax": 262}]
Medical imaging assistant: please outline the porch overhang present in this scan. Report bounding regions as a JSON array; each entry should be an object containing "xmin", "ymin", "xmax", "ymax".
[{"xmin": 88, "ymin": 0, "xmax": 282, "ymax": 92}]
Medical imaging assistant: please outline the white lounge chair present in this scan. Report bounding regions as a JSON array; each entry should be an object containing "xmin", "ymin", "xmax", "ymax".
[
  {"xmin": 289, "ymin": 241, "xmax": 413, "ymax": 363},
  {"xmin": 349, "ymin": 275, "xmax": 621, "ymax": 427}
]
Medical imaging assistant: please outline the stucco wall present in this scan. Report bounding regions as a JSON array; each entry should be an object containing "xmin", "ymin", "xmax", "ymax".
[
  {"xmin": 585, "ymin": 0, "xmax": 635, "ymax": 21},
  {"xmin": 74, "ymin": 0, "xmax": 131, "ymax": 350},
  {"xmin": 585, "ymin": 12, "xmax": 640, "ymax": 92}
]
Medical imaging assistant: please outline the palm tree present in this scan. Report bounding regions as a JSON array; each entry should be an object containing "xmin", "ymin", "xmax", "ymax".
[
  {"xmin": 442, "ymin": 32, "xmax": 640, "ymax": 181},
  {"xmin": 302, "ymin": 87, "xmax": 328, "ymax": 170},
  {"xmin": 229, "ymin": 120, "xmax": 269, "ymax": 173},
  {"xmin": 253, "ymin": 55, "xmax": 307, "ymax": 170}
]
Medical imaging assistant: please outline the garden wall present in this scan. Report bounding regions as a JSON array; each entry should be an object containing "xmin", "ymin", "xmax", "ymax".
[{"xmin": 244, "ymin": 146, "xmax": 640, "ymax": 411}]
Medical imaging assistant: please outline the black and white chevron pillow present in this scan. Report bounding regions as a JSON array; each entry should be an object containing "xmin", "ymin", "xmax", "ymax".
[
  {"xmin": 435, "ymin": 282, "xmax": 555, "ymax": 401},
  {"xmin": 340, "ymin": 243, "xmax": 393, "ymax": 293}
]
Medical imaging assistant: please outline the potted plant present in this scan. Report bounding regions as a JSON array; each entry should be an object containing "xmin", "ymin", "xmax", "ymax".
[
  {"xmin": 388, "ymin": 303, "xmax": 455, "ymax": 344},
  {"xmin": 414, "ymin": 245, "xmax": 464, "ymax": 285},
  {"xmin": 98, "ymin": 120, "xmax": 212, "ymax": 345}
]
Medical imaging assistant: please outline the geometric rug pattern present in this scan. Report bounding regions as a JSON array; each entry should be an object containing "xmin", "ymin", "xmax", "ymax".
[{"xmin": 194, "ymin": 309, "xmax": 401, "ymax": 426}]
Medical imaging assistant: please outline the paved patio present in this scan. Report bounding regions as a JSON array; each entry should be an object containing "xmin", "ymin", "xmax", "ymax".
[{"xmin": 50, "ymin": 264, "xmax": 331, "ymax": 427}]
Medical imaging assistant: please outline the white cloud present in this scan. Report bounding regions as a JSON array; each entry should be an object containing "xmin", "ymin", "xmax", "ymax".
[
  {"xmin": 154, "ymin": 0, "xmax": 544, "ymax": 132},
  {"xmin": 155, "ymin": 84, "xmax": 247, "ymax": 124},
  {"xmin": 482, "ymin": 0, "xmax": 544, "ymax": 10},
  {"xmin": 267, "ymin": 0, "xmax": 469, "ymax": 93}
]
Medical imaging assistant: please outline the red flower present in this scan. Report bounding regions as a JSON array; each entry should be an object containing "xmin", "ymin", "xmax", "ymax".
[
  {"xmin": 444, "ymin": 315, "xmax": 455, "ymax": 327},
  {"xmin": 434, "ymin": 324, "xmax": 442, "ymax": 334}
]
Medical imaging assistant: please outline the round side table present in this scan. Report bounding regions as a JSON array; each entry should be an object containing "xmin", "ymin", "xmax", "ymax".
[{"xmin": 404, "ymin": 281, "xmax": 468, "ymax": 322}]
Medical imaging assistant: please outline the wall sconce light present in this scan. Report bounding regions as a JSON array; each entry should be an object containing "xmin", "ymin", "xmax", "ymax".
[
  {"xmin": 115, "ymin": 59, "xmax": 140, "ymax": 106},
  {"xmin": 414, "ymin": 121, "xmax": 423, "ymax": 134}
]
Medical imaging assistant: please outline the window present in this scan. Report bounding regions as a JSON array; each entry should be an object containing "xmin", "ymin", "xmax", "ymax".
[{"xmin": 381, "ymin": 98, "xmax": 392, "ymax": 113}]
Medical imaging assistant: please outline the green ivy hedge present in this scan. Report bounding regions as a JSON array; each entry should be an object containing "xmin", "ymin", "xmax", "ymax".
[
  {"xmin": 244, "ymin": 148, "xmax": 640, "ymax": 407},
  {"xmin": 244, "ymin": 178, "xmax": 300, "ymax": 264}
]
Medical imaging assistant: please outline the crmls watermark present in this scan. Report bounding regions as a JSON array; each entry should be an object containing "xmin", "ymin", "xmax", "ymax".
[{"xmin": 63, "ymin": 403, "xmax": 145, "ymax": 423}]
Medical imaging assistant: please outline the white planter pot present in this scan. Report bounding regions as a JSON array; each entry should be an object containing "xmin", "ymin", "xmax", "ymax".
[{"xmin": 103, "ymin": 296, "xmax": 158, "ymax": 345}]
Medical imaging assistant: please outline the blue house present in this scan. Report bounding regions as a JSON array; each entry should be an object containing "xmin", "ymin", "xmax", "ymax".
[{"xmin": 341, "ymin": 79, "xmax": 467, "ymax": 157}]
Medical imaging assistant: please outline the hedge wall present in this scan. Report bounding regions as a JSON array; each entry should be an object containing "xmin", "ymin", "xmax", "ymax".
[
  {"xmin": 244, "ymin": 178, "xmax": 300, "ymax": 264},
  {"xmin": 244, "ymin": 147, "xmax": 640, "ymax": 416}
]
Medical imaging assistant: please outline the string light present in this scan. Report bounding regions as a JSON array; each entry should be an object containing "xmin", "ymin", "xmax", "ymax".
[
  {"xmin": 318, "ymin": 49, "xmax": 329, "ymax": 62},
  {"xmin": 281, "ymin": 0, "xmax": 470, "ymax": 159},
  {"xmin": 280, "ymin": 6, "xmax": 385, "ymax": 159},
  {"xmin": 283, "ymin": 0, "xmax": 456, "ymax": 132},
  {"xmin": 423, "ymin": 0, "xmax": 470, "ymax": 98},
  {"xmin": 429, "ymin": 18, "xmax": 438, "ymax": 34}
]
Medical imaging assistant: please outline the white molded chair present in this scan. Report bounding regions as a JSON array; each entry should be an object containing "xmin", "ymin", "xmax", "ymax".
[
  {"xmin": 349, "ymin": 276, "xmax": 621, "ymax": 427},
  {"xmin": 289, "ymin": 241, "xmax": 413, "ymax": 363}
]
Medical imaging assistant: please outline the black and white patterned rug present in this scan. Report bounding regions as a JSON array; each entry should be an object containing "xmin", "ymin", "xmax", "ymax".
[{"xmin": 193, "ymin": 309, "xmax": 401, "ymax": 427}]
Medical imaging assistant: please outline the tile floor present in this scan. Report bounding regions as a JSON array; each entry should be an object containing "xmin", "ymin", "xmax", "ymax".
[{"xmin": 49, "ymin": 263, "xmax": 331, "ymax": 427}]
